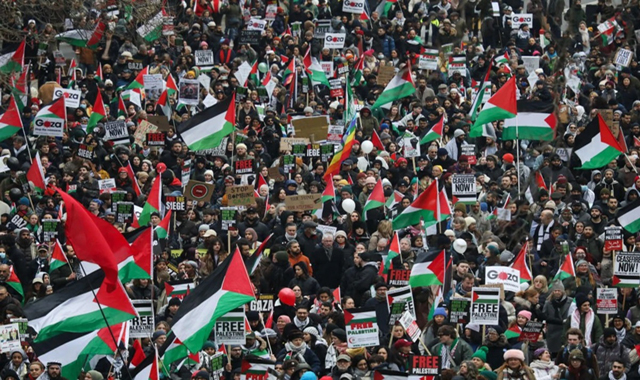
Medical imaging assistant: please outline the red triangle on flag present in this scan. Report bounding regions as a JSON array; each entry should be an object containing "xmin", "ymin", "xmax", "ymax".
[
  {"xmin": 597, "ymin": 113, "xmax": 625, "ymax": 153},
  {"xmin": 612, "ymin": 275, "xmax": 621, "ymax": 286},
  {"xmin": 488, "ymin": 76, "xmax": 518, "ymax": 115},
  {"xmin": 221, "ymin": 248, "xmax": 255, "ymax": 297},
  {"xmin": 427, "ymin": 250, "xmax": 446, "ymax": 284},
  {"xmin": 344, "ymin": 309, "xmax": 354, "ymax": 324}
]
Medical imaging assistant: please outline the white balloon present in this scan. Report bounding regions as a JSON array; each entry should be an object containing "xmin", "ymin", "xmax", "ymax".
[
  {"xmin": 357, "ymin": 156, "xmax": 368, "ymax": 172},
  {"xmin": 453, "ymin": 238, "xmax": 467, "ymax": 254},
  {"xmin": 342, "ymin": 199, "xmax": 356, "ymax": 214},
  {"xmin": 361, "ymin": 140, "xmax": 374, "ymax": 154}
]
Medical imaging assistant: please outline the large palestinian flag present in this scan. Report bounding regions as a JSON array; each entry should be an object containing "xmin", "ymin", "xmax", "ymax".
[
  {"xmin": 161, "ymin": 248, "xmax": 254, "ymax": 355},
  {"xmin": 617, "ymin": 199, "xmax": 640, "ymax": 234},
  {"xmin": 177, "ymin": 95, "xmax": 236, "ymax": 151},
  {"xmin": 502, "ymin": 101, "xmax": 557, "ymax": 141},
  {"xmin": 392, "ymin": 180, "xmax": 450, "ymax": 230},
  {"xmin": 409, "ymin": 249, "xmax": 445, "ymax": 287},
  {"xmin": 573, "ymin": 114, "xmax": 624, "ymax": 169},
  {"xmin": 24, "ymin": 270, "xmax": 136, "ymax": 342},
  {"xmin": 470, "ymin": 76, "xmax": 517, "ymax": 137}
]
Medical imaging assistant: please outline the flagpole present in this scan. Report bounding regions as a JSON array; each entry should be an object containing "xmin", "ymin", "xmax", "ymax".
[
  {"xmin": 258, "ymin": 312, "xmax": 274, "ymax": 356},
  {"xmin": 515, "ymin": 117, "xmax": 521, "ymax": 199}
]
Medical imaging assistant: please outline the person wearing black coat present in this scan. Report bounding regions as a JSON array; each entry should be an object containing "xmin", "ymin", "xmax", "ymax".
[
  {"xmin": 349, "ymin": 252, "xmax": 381, "ymax": 306},
  {"xmin": 310, "ymin": 235, "xmax": 344, "ymax": 289},
  {"xmin": 276, "ymin": 330, "xmax": 322, "ymax": 374},
  {"xmin": 288, "ymin": 262, "xmax": 320, "ymax": 296}
]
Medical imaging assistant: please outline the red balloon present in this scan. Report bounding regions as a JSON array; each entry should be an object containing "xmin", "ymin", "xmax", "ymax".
[
  {"xmin": 278, "ymin": 288, "xmax": 296, "ymax": 306},
  {"xmin": 156, "ymin": 162, "xmax": 167, "ymax": 174}
]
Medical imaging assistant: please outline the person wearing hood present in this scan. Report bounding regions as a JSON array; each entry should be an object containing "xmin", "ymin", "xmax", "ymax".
[
  {"xmin": 359, "ymin": 107, "xmax": 379, "ymax": 138},
  {"xmin": 364, "ymin": 282, "xmax": 391, "ymax": 336},
  {"xmin": 587, "ymin": 170, "xmax": 602, "ymax": 192},
  {"xmin": 303, "ymin": 326, "xmax": 328, "ymax": 373},
  {"xmin": 3, "ymin": 349, "xmax": 28, "ymax": 379},
  {"xmin": 594, "ymin": 168, "xmax": 625, "ymax": 203},
  {"xmin": 592, "ymin": 328, "xmax": 630, "ymax": 375}
]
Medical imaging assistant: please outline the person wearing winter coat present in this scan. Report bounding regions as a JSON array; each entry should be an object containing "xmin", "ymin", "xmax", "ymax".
[
  {"xmin": 482, "ymin": 326, "xmax": 512, "ymax": 371},
  {"xmin": 302, "ymin": 326, "xmax": 328, "ymax": 375},
  {"xmin": 432, "ymin": 325, "xmax": 473, "ymax": 371},
  {"xmin": 288, "ymin": 262, "xmax": 320, "ymax": 297},
  {"xmin": 496, "ymin": 349, "xmax": 536, "ymax": 380},
  {"xmin": 591, "ymin": 328, "xmax": 630, "ymax": 375},
  {"xmin": 276, "ymin": 330, "xmax": 321, "ymax": 374},
  {"xmin": 557, "ymin": 349, "xmax": 597, "ymax": 380},
  {"xmin": 530, "ymin": 347, "xmax": 561, "ymax": 380},
  {"xmin": 563, "ymin": 293, "xmax": 603, "ymax": 347},
  {"xmin": 543, "ymin": 281, "xmax": 574, "ymax": 355}
]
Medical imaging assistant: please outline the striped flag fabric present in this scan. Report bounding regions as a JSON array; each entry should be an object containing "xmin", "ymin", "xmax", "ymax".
[
  {"xmin": 409, "ymin": 249, "xmax": 445, "ymax": 287},
  {"xmin": 131, "ymin": 348, "xmax": 159, "ymax": 380},
  {"xmin": 503, "ymin": 101, "xmax": 557, "ymax": 141},
  {"xmin": 384, "ymin": 232, "xmax": 400, "ymax": 274},
  {"xmin": 617, "ymin": 199, "xmax": 640, "ymax": 234},
  {"xmin": 510, "ymin": 242, "xmax": 532, "ymax": 283},
  {"xmin": 470, "ymin": 76, "xmax": 517, "ymax": 137},
  {"xmin": 573, "ymin": 113, "xmax": 624, "ymax": 169},
  {"xmin": 373, "ymin": 369, "xmax": 408, "ymax": 380},
  {"xmin": 241, "ymin": 356, "xmax": 277, "ymax": 380},
  {"xmin": 371, "ymin": 67, "xmax": 415, "ymax": 110},
  {"xmin": 553, "ymin": 252, "xmax": 575, "ymax": 281},
  {"xmin": 0, "ymin": 40, "xmax": 25, "ymax": 74},
  {"xmin": 48, "ymin": 240, "xmax": 68, "ymax": 273},
  {"xmin": 177, "ymin": 95, "xmax": 235, "ymax": 151},
  {"xmin": 165, "ymin": 280, "xmax": 197, "ymax": 300},
  {"xmin": 27, "ymin": 152, "xmax": 47, "ymax": 193},
  {"xmin": 420, "ymin": 115, "xmax": 444, "ymax": 144}
]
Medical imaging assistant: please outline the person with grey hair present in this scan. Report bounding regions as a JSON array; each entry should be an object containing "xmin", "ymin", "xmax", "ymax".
[{"xmin": 310, "ymin": 233, "xmax": 344, "ymax": 289}]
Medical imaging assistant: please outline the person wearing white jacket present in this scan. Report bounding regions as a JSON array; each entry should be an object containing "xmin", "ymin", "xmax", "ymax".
[{"xmin": 529, "ymin": 348, "xmax": 561, "ymax": 380}]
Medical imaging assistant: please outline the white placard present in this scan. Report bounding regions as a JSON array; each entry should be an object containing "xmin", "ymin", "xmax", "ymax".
[
  {"xmin": 511, "ymin": 14, "xmax": 533, "ymax": 28},
  {"xmin": 33, "ymin": 117, "xmax": 64, "ymax": 137},
  {"xmin": 143, "ymin": 74, "xmax": 163, "ymax": 101},
  {"xmin": 194, "ymin": 50, "xmax": 214, "ymax": 66},
  {"xmin": 485, "ymin": 266, "xmax": 521, "ymax": 293},
  {"xmin": 615, "ymin": 49, "xmax": 633, "ymax": 67},
  {"xmin": 321, "ymin": 61, "xmax": 334, "ymax": 77},
  {"xmin": 343, "ymin": 0, "xmax": 365, "ymax": 13},
  {"xmin": 52, "ymin": 88, "xmax": 81, "ymax": 108},
  {"xmin": 324, "ymin": 33, "xmax": 346, "ymax": 49},
  {"xmin": 247, "ymin": 18, "xmax": 267, "ymax": 31}
]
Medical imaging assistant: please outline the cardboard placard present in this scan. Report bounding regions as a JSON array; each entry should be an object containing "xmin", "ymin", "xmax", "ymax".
[
  {"xmin": 184, "ymin": 180, "xmax": 216, "ymax": 202},
  {"xmin": 291, "ymin": 116, "xmax": 329, "ymax": 139},
  {"xmin": 377, "ymin": 66, "xmax": 396, "ymax": 85},
  {"xmin": 267, "ymin": 167, "xmax": 285, "ymax": 181},
  {"xmin": 284, "ymin": 194, "xmax": 322, "ymax": 211},
  {"xmin": 145, "ymin": 116, "xmax": 172, "ymax": 132},
  {"xmin": 226, "ymin": 185, "xmax": 255, "ymax": 206},
  {"xmin": 596, "ymin": 288, "xmax": 618, "ymax": 314},
  {"xmin": 165, "ymin": 196, "xmax": 186, "ymax": 211},
  {"xmin": 280, "ymin": 137, "xmax": 310, "ymax": 151}
]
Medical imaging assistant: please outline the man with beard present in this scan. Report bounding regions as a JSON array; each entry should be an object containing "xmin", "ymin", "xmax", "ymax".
[
  {"xmin": 595, "ymin": 168, "xmax": 625, "ymax": 203},
  {"xmin": 238, "ymin": 207, "xmax": 269, "ymax": 242},
  {"xmin": 445, "ymin": 129, "xmax": 469, "ymax": 160},
  {"xmin": 40, "ymin": 363, "xmax": 67, "ymax": 380},
  {"xmin": 541, "ymin": 154, "xmax": 575, "ymax": 185},
  {"xmin": 576, "ymin": 224, "xmax": 604, "ymax": 262},
  {"xmin": 592, "ymin": 329, "xmax": 629, "ymax": 374},
  {"xmin": 49, "ymin": 245, "xmax": 80, "ymax": 291},
  {"xmin": 364, "ymin": 282, "xmax": 391, "ymax": 336},
  {"xmin": 329, "ymin": 354, "xmax": 354, "ymax": 380},
  {"xmin": 415, "ymin": 77, "xmax": 436, "ymax": 106},
  {"xmin": 555, "ymin": 328, "xmax": 598, "ymax": 373},
  {"xmin": 600, "ymin": 359, "xmax": 627, "ymax": 380}
]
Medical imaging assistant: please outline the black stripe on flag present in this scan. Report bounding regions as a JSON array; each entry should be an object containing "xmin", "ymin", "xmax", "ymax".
[{"xmin": 176, "ymin": 97, "xmax": 233, "ymax": 138}]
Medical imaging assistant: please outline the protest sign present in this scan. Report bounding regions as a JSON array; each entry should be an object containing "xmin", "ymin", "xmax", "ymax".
[
  {"xmin": 324, "ymin": 33, "xmax": 346, "ymax": 49},
  {"xmin": 221, "ymin": 207, "xmax": 238, "ymax": 231},
  {"xmin": 470, "ymin": 287, "xmax": 500, "ymax": 325},
  {"xmin": 398, "ymin": 311, "xmax": 421, "ymax": 342},
  {"xmin": 291, "ymin": 144, "xmax": 306, "ymax": 158},
  {"xmin": 461, "ymin": 144, "xmax": 477, "ymax": 164},
  {"xmin": 111, "ymin": 191, "xmax": 127, "ymax": 212},
  {"xmin": 420, "ymin": 49, "xmax": 439, "ymax": 70},
  {"xmin": 238, "ymin": 30, "xmax": 261, "ymax": 46},
  {"xmin": 291, "ymin": 116, "xmax": 329, "ymax": 139},
  {"xmin": 227, "ymin": 185, "xmax": 255, "ymax": 206},
  {"xmin": 98, "ymin": 178, "xmax": 116, "ymax": 194},
  {"xmin": 143, "ymin": 74, "xmax": 163, "ymax": 100},
  {"xmin": 449, "ymin": 298, "xmax": 470, "ymax": 324},
  {"xmin": 250, "ymin": 294, "xmax": 274, "ymax": 313},
  {"xmin": 195, "ymin": 50, "xmax": 214, "ymax": 66},
  {"xmin": 284, "ymin": 194, "xmax": 322, "ymax": 211},
  {"xmin": 345, "ymin": 307, "xmax": 380, "ymax": 348},
  {"xmin": 33, "ymin": 114, "xmax": 64, "ymax": 137},
  {"xmin": 409, "ymin": 356, "xmax": 440, "ymax": 380},
  {"xmin": 129, "ymin": 300, "xmax": 154, "ymax": 338},
  {"xmin": 387, "ymin": 286, "xmax": 416, "ymax": 326},
  {"xmin": 103, "ymin": 120, "xmax": 129, "ymax": 145},
  {"xmin": 165, "ymin": 196, "xmax": 186, "ymax": 211},
  {"xmin": 511, "ymin": 13, "xmax": 533, "ymax": 28},
  {"xmin": 0, "ymin": 324, "xmax": 21, "ymax": 353},
  {"xmin": 521, "ymin": 56, "xmax": 540, "ymax": 73},
  {"xmin": 214, "ymin": 308, "xmax": 246, "ymax": 344},
  {"xmin": 485, "ymin": 266, "xmax": 520, "ymax": 293},
  {"xmin": 116, "ymin": 202, "xmax": 134, "ymax": 224},
  {"xmin": 265, "ymin": 4, "xmax": 277, "ymax": 20},
  {"xmin": 283, "ymin": 155, "xmax": 296, "ymax": 173},
  {"xmin": 77, "ymin": 144, "xmax": 93, "ymax": 160},
  {"xmin": 235, "ymin": 159, "xmax": 254, "ymax": 175},
  {"xmin": 377, "ymin": 66, "xmax": 395, "ymax": 85},
  {"xmin": 519, "ymin": 321, "xmax": 544, "ymax": 342},
  {"xmin": 247, "ymin": 18, "xmax": 267, "ymax": 31},
  {"xmin": 343, "ymin": 0, "xmax": 365, "ymax": 12},
  {"xmin": 134, "ymin": 119, "xmax": 159, "ymax": 146},
  {"xmin": 52, "ymin": 88, "xmax": 81, "ymax": 108},
  {"xmin": 179, "ymin": 78, "xmax": 200, "ymax": 105},
  {"xmin": 306, "ymin": 144, "xmax": 321, "ymax": 158},
  {"xmin": 321, "ymin": 61, "xmax": 334, "ymax": 77},
  {"xmin": 613, "ymin": 253, "xmax": 640, "ymax": 287},
  {"xmin": 7, "ymin": 214, "xmax": 27, "ymax": 230},
  {"xmin": 615, "ymin": 49, "xmax": 633, "ymax": 67},
  {"xmin": 448, "ymin": 63, "xmax": 466, "ymax": 77},
  {"xmin": 181, "ymin": 160, "xmax": 191, "ymax": 190},
  {"xmin": 280, "ymin": 137, "xmax": 310, "ymax": 151},
  {"xmin": 146, "ymin": 132, "xmax": 166, "ymax": 146},
  {"xmin": 452, "ymin": 174, "xmax": 477, "ymax": 204},
  {"xmin": 605, "ymin": 226, "xmax": 623, "ymax": 251},
  {"xmin": 401, "ymin": 134, "xmax": 420, "ymax": 158},
  {"xmin": 42, "ymin": 219, "xmax": 60, "ymax": 242},
  {"xmin": 596, "ymin": 288, "xmax": 618, "ymax": 314},
  {"xmin": 330, "ymin": 79, "xmax": 344, "ymax": 97},
  {"xmin": 388, "ymin": 269, "xmax": 411, "ymax": 287},
  {"xmin": 185, "ymin": 180, "xmax": 216, "ymax": 203},
  {"xmin": 322, "ymin": 144, "xmax": 336, "ymax": 161},
  {"xmin": 316, "ymin": 224, "xmax": 337, "ymax": 238}
]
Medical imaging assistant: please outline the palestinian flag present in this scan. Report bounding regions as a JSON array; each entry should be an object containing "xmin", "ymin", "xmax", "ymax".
[
  {"xmin": 177, "ymin": 95, "xmax": 235, "ymax": 151},
  {"xmin": 371, "ymin": 67, "xmax": 415, "ymax": 110},
  {"xmin": 161, "ymin": 334, "xmax": 189, "ymax": 366},
  {"xmin": 372, "ymin": 130, "xmax": 385, "ymax": 150},
  {"xmin": 553, "ymin": 252, "xmax": 575, "ymax": 281},
  {"xmin": 510, "ymin": 242, "xmax": 532, "ymax": 283},
  {"xmin": 6, "ymin": 265, "xmax": 23, "ymax": 300},
  {"xmin": 31, "ymin": 322, "xmax": 127, "ymax": 380},
  {"xmin": 27, "ymin": 152, "xmax": 47, "ymax": 193},
  {"xmin": 352, "ymin": 55, "xmax": 364, "ymax": 86},
  {"xmin": 164, "ymin": 280, "xmax": 196, "ymax": 300},
  {"xmin": 573, "ymin": 113, "xmax": 624, "ymax": 169},
  {"xmin": 155, "ymin": 209, "xmax": 172, "ymax": 240},
  {"xmin": 470, "ymin": 76, "xmax": 517, "ymax": 137},
  {"xmin": 470, "ymin": 62, "xmax": 492, "ymax": 121},
  {"xmin": 127, "ymin": 66, "xmax": 149, "ymax": 90},
  {"xmin": 472, "ymin": 288, "xmax": 500, "ymax": 304},
  {"xmin": 125, "ymin": 162, "xmax": 142, "ymax": 196},
  {"xmin": 0, "ymin": 40, "xmax": 25, "ymax": 74},
  {"xmin": 392, "ymin": 179, "xmax": 450, "ymax": 230},
  {"xmin": 385, "ymin": 190, "xmax": 404, "ymax": 210},
  {"xmin": 131, "ymin": 349, "xmax": 159, "ymax": 380},
  {"xmin": 303, "ymin": 47, "xmax": 330, "ymax": 87},
  {"xmin": 117, "ymin": 95, "xmax": 127, "ymax": 118},
  {"xmin": 130, "ymin": 339, "xmax": 146, "ymax": 369},
  {"xmin": 87, "ymin": 90, "xmax": 107, "ymax": 134},
  {"xmin": 119, "ymin": 225, "xmax": 152, "ymax": 281},
  {"xmin": 138, "ymin": 175, "xmax": 162, "ymax": 227},
  {"xmin": 24, "ymin": 270, "xmax": 136, "ymax": 342},
  {"xmin": 374, "ymin": 369, "xmax": 408, "ymax": 380},
  {"xmin": 360, "ymin": 8, "xmax": 370, "ymax": 21},
  {"xmin": 384, "ymin": 232, "xmax": 400, "ymax": 274},
  {"xmin": 241, "ymin": 356, "xmax": 277, "ymax": 380},
  {"xmin": 245, "ymin": 234, "xmax": 273, "ymax": 275},
  {"xmin": 503, "ymin": 101, "xmax": 557, "ymax": 141},
  {"xmin": 345, "ymin": 307, "xmax": 377, "ymax": 326},
  {"xmin": 34, "ymin": 97, "xmax": 66, "ymax": 131},
  {"xmin": 95, "ymin": 62, "xmax": 103, "ymax": 83},
  {"xmin": 420, "ymin": 115, "xmax": 444, "ymax": 144},
  {"xmin": 409, "ymin": 249, "xmax": 445, "ymax": 287},
  {"xmin": 48, "ymin": 240, "xmax": 68, "ymax": 272},
  {"xmin": 618, "ymin": 199, "xmax": 640, "ymax": 234},
  {"xmin": 12, "ymin": 66, "xmax": 29, "ymax": 110},
  {"xmin": 363, "ymin": 179, "xmax": 385, "ymax": 220},
  {"xmin": 505, "ymin": 325, "xmax": 522, "ymax": 340},
  {"xmin": 55, "ymin": 22, "xmax": 106, "ymax": 48},
  {"xmin": 166, "ymin": 73, "xmax": 178, "ymax": 96},
  {"xmin": 374, "ymin": 0, "xmax": 398, "ymax": 17},
  {"xmin": 494, "ymin": 52, "xmax": 509, "ymax": 66},
  {"xmin": 157, "ymin": 90, "xmax": 172, "ymax": 121},
  {"xmin": 161, "ymin": 248, "xmax": 254, "ymax": 354},
  {"xmin": 282, "ymin": 59, "xmax": 295, "ymax": 86},
  {"xmin": 535, "ymin": 171, "xmax": 548, "ymax": 192},
  {"xmin": 598, "ymin": 18, "xmax": 619, "ymax": 45}
]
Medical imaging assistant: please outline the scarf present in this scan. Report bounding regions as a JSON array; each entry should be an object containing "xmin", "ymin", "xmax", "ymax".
[
  {"xmin": 293, "ymin": 317, "xmax": 310, "ymax": 330},
  {"xmin": 615, "ymin": 326, "xmax": 626, "ymax": 341},
  {"xmin": 284, "ymin": 341, "xmax": 307, "ymax": 357},
  {"xmin": 536, "ymin": 220, "xmax": 554, "ymax": 251},
  {"xmin": 609, "ymin": 372, "xmax": 626, "ymax": 380},
  {"xmin": 501, "ymin": 367, "xmax": 531, "ymax": 380},
  {"xmin": 571, "ymin": 308, "xmax": 595, "ymax": 345},
  {"xmin": 436, "ymin": 338, "xmax": 460, "ymax": 369}
]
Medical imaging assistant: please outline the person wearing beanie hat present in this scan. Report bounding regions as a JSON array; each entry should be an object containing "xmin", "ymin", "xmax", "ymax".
[
  {"xmin": 471, "ymin": 347, "xmax": 491, "ymax": 371},
  {"xmin": 496, "ymin": 349, "xmax": 535, "ymax": 380},
  {"xmin": 610, "ymin": 313, "xmax": 628, "ymax": 342},
  {"xmin": 86, "ymin": 370, "xmax": 104, "ymax": 380},
  {"xmin": 193, "ymin": 371, "xmax": 210, "ymax": 380},
  {"xmin": 567, "ymin": 292, "xmax": 602, "ymax": 346},
  {"xmin": 276, "ymin": 330, "xmax": 321, "ymax": 373},
  {"xmin": 529, "ymin": 348, "xmax": 560, "ymax": 380},
  {"xmin": 592, "ymin": 328, "xmax": 630, "ymax": 375}
]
